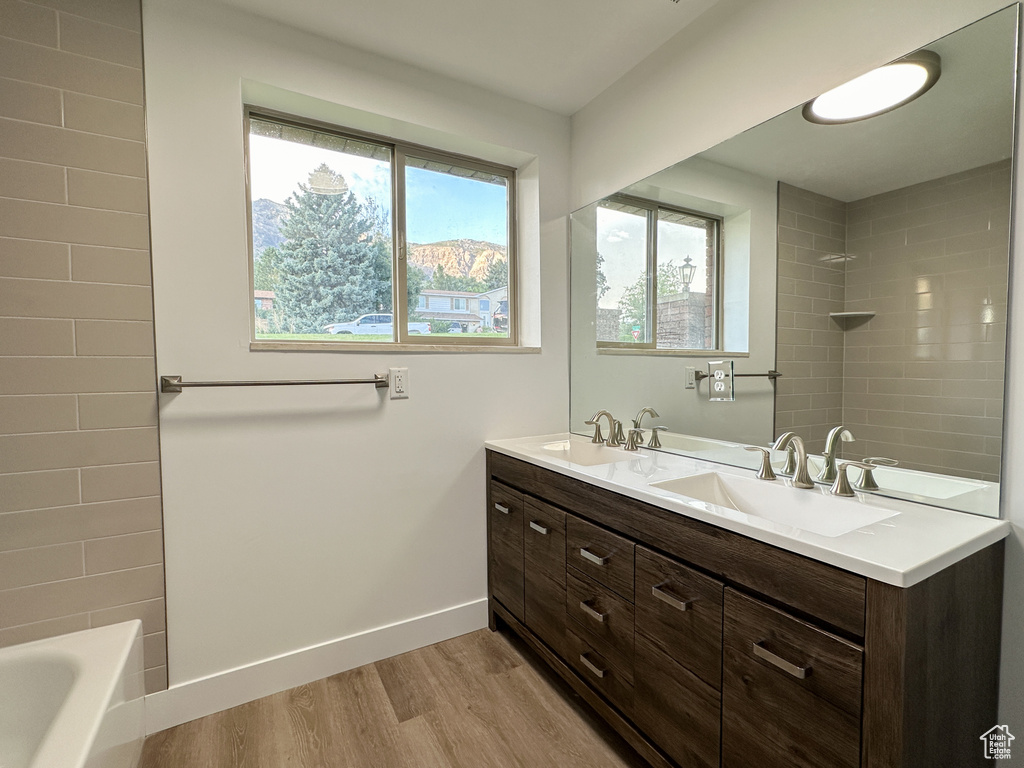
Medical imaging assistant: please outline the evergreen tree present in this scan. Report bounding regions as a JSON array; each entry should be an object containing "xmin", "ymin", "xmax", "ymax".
[
  {"xmin": 253, "ymin": 246, "xmax": 283, "ymax": 292},
  {"xmin": 275, "ymin": 164, "xmax": 383, "ymax": 333},
  {"xmin": 483, "ymin": 256, "xmax": 508, "ymax": 291}
]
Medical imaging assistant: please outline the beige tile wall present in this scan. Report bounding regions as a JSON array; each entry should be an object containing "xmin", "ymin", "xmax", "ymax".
[
  {"xmin": 775, "ymin": 183, "xmax": 847, "ymax": 456},
  {"xmin": 0, "ymin": 0, "xmax": 166, "ymax": 691},
  {"xmin": 776, "ymin": 161, "xmax": 1010, "ymax": 481},
  {"xmin": 843, "ymin": 161, "xmax": 1009, "ymax": 481}
]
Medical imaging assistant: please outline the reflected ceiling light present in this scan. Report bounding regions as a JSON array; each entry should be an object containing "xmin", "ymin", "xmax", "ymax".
[{"xmin": 803, "ymin": 51, "xmax": 941, "ymax": 125}]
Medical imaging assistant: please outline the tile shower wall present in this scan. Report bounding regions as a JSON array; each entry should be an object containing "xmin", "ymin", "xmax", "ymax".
[
  {"xmin": 0, "ymin": 0, "xmax": 166, "ymax": 691},
  {"xmin": 775, "ymin": 162, "xmax": 1010, "ymax": 480},
  {"xmin": 775, "ymin": 184, "xmax": 847, "ymax": 456},
  {"xmin": 843, "ymin": 162, "xmax": 1009, "ymax": 481}
]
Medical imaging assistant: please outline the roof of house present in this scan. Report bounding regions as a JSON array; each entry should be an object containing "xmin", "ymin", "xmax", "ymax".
[
  {"xmin": 254, "ymin": 290, "xmax": 276, "ymax": 299},
  {"xmin": 420, "ymin": 289, "xmax": 481, "ymax": 297}
]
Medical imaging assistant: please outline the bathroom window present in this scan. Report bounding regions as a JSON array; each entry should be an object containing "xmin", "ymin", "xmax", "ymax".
[
  {"xmin": 595, "ymin": 196, "xmax": 720, "ymax": 351},
  {"xmin": 245, "ymin": 108, "xmax": 517, "ymax": 347}
]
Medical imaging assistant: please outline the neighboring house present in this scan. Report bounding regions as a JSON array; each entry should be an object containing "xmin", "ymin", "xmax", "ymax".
[
  {"xmin": 476, "ymin": 286, "xmax": 508, "ymax": 330},
  {"xmin": 254, "ymin": 290, "xmax": 275, "ymax": 310},
  {"xmin": 415, "ymin": 288, "xmax": 491, "ymax": 331}
]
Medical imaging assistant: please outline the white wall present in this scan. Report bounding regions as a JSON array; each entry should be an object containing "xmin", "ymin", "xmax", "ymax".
[
  {"xmin": 571, "ymin": 0, "xmax": 1023, "ymax": 730},
  {"xmin": 142, "ymin": 0, "xmax": 569, "ymax": 719}
]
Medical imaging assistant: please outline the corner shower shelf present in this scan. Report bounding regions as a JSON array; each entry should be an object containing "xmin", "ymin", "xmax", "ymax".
[
  {"xmin": 829, "ymin": 311, "xmax": 875, "ymax": 328},
  {"xmin": 829, "ymin": 311, "xmax": 876, "ymax": 319}
]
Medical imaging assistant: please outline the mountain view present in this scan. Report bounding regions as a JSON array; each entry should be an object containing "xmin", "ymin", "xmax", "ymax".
[
  {"xmin": 408, "ymin": 239, "xmax": 506, "ymax": 282},
  {"xmin": 251, "ymin": 198, "xmax": 506, "ymax": 281},
  {"xmin": 251, "ymin": 198, "xmax": 287, "ymax": 254}
]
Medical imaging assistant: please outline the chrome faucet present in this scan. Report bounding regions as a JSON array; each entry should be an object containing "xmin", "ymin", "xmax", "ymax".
[
  {"xmin": 772, "ymin": 432, "xmax": 814, "ymax": 489},
  {"xmin": 585, "ymin": 409, "xmax": 614, "ymax": 444},
  {"xmin": 633, "ymin": 407, "xmax": 660, "ymax": 430},
  {"xmin": 585, "ymin": 410, "xmax": 624, "ymax": 447},
  {"xmin": 818, "ymin": 426, "xmax": 855, "ymax": 483}
]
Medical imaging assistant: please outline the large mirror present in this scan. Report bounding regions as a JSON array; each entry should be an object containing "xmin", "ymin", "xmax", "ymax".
[{"xmin": 569, "ymin": 6, "xmax": 1018, "ymax": 518}]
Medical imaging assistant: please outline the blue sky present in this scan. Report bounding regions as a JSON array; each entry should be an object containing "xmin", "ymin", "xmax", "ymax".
[{"xmin": 249, "ymin": 134, "xmax": 508, "ymax": 245}]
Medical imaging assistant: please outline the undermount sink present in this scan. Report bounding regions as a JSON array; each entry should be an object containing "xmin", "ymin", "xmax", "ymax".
[
  {"xmin": 538, "ymin": 440, "xmax": 629, "ymax": 466},
  {"xmin": 651, "ymin": 471, "xmax": 899, "ymax": 537}
]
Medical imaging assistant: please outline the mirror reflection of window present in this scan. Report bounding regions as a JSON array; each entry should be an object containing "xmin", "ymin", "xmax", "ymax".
[
  {"xmin": 596, "ymin": 197, "xmax": 720, "ymax": 350},
  {"xmin": 657, "ymin": 210, "xmax": 717, "ymax": 351},
  {"xmin": 596, "ymin": 200, "xmax": 649, "ymax": 344}
]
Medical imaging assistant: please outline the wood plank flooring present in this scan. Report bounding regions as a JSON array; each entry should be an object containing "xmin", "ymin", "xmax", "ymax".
[{"xmin": 141, "ymin": 628, "xmax": 650, "ymax": 767}]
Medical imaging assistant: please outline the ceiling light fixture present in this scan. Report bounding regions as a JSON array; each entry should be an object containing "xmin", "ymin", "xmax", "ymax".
[{"xmin": 803, "ymin": 50, "xmax": 941, "ymax": 125}]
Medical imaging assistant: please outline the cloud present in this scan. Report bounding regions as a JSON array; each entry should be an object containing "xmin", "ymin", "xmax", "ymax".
[{"xmin": 605, "ymin": 229, "xmax": 631, "ymax": 243}]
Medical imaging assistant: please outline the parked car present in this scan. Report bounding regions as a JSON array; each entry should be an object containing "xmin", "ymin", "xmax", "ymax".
[{"xmin": 324, "ymin": 314, "xmax": 430, "ymax": 335}]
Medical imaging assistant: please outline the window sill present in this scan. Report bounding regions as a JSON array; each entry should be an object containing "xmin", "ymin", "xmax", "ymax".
[
  {"xmin": 596, "ymin": 347, "xmax": 750, "ymax": 358},
  {"xmin": 250, "ymin": 341, "xmax": 541, "ymax": 354}
]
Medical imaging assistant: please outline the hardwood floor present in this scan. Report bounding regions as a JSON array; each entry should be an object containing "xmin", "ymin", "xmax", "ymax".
[{"xmin": 141, "ymin": 628, "xmax": 650, "ymax": 767}]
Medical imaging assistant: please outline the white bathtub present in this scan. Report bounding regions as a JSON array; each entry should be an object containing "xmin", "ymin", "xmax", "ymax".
[{"xmin": 0, "ymin": 620, "xmax": 145, "ymax": 768}]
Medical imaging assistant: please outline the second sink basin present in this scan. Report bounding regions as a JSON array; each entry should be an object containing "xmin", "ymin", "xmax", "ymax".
[{"xmin": 651, "ymin": 471, "xmax": 899, "ymax": 537}]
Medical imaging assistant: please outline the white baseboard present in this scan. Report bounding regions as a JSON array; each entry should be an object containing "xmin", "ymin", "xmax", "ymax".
[{"xmin": 144, "ymin": 598, "xmax": 489, "ymax": 735}]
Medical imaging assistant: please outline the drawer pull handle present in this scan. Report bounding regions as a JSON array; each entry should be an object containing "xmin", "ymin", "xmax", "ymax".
[
  {"xmin": 580, "ymin": 547, "xmax": 609, "ymax": 566},
  {"xmin": 579, "ymin": 653, "xmax": 606, "ymax": 679},
  {"xmin": 651, "ymin": 584, "xmax": 693, "ymax": 612},
  {"xmin": 752, "ymin": 641, "xmax": 812, "ymax": 679},
  {"xmin": 579, "ymin": 600, "xmax": 607, "ymax": 623},
  {"xmin": 494, "ymin": 503, "xmax": 510, "ymax": 515},
  {"xmin": 529, "ymin": 521, "xmax": 549, "ymax": 535}
]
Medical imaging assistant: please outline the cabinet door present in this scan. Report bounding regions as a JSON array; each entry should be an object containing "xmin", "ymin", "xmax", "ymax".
[
  {"xmin": 524, "ymin": 497, "xmax": 566, "ymax": 658},
  {"xmin": 634, "ymin": 634, "xmax": 720, "ymax": 768},
  {"xmin": 635, "ymin": 546, "xmax": 723, "ymax": 690},
  {"xmin": 488, "ymin": 481, "xmax": 524, "ymax": 622},
  {"xmin": 722, "ymin": 589, "xmax": 863, "ymax": 768}
]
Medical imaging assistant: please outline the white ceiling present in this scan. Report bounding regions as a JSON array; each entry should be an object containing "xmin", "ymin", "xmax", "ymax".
[
  {"xmin": 215, "ymin": 0, "xmax": 720, "ymax": 115},
  {"xmin": 694, "ymin": 7, "xmax": 1016, "ymax": 201}
]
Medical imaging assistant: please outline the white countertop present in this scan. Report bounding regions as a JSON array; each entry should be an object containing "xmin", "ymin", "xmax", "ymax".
[{"xmin": 485, "ymin": 433, "xmax": 1010, "ymax": 588}]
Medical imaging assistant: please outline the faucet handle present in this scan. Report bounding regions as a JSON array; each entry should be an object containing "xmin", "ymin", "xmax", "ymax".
[
  {"xmin": 856, "ymin": 457, "xmax": 899, "ymax": 491},
  {"xmin": 583, "ymin": 419, "xmax": 605, "ymax": 444},
  {"xmin": 624, "ymin": 428, "xmax": 644, "ymax": 451},
  {"xmin": 830, "ymin": 461, "xmax": 875, "ymax": 497},
  {"xmin": 744, "ymin": 446, "xmax": 777, "ymax": 481},
  {"xmin": 648, "ymin": 426, "xmax": 668, "ymax": 449}
]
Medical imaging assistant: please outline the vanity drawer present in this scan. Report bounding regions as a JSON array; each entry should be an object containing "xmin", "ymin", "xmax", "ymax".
[
  {"xmin": 722, "ymin": 588, "xmax": 862, "ymax": 768},
  {"xmin": 634, "ymin": 634, "xmax": 721, "ymax": 768},
  {"xmin": 566, "ymin": 515, "xmax": 634, "ymax": 601},
  {"xmin": 524, "ymin": 497, "xmax": 566, "ymax": 658},
  {"xmin": 566, "ymin": 628, "xmax": 634, "ymax": 717},
  {"xmin": 488, "ymin": 481, "xmax": 524, "ymax": 621},
  {"xmin": 566, "ymin": 568, "xmax": 634, "ymax": 666},
  {"xmin": 635, "ymin": 546, "xmax": 723, "ymax": 691}
]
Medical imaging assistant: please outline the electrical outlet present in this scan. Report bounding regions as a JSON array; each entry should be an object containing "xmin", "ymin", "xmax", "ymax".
[
  {"xmin": 685, "ymin": 366, "xmax": 696, "ymax": 389},
  {"xmin": 389, "ymin": 367, "xmax": 409, "ymax": 399},
  {"xmin": 708, "ymin": 360, "xmax": 735, "ymax": 402}
]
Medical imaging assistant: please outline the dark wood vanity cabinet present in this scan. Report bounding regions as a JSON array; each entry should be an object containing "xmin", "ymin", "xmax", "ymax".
[{"xmin": 485, "ymin": 450, "xmax": 1004, "ymax": 768}]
